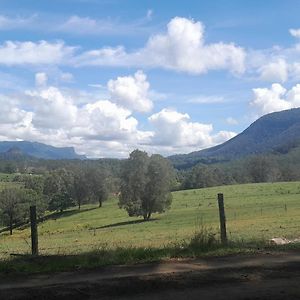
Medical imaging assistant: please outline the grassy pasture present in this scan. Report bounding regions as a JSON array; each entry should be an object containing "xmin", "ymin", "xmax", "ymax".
[{"xmin": 1, "ymin": 182, "xmax": 300, "ymax": 259}]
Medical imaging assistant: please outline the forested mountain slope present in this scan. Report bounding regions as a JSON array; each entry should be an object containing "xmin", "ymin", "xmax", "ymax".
[{"xmin": 169, "ymin": 108, "xmax": 300, "ymax": 169}]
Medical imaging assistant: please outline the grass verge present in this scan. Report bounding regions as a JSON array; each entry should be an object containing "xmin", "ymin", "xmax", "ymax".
[{"xmin": 1, "ymin": 232, "xmax": 299, "ymax": 275}]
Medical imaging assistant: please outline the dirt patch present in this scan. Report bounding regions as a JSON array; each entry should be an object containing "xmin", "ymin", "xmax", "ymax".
[{"xmin": 1, "ymin": 251, "xmax": 300, "ymax": 300}]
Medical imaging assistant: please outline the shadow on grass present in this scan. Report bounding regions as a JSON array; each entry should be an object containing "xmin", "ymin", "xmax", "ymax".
[
  {"xmin": 94, "ymin": 218, "xmax": 157, "ymax": 230},
  {"xmin": 0, "ymin": 206, "xmax": 99, "ymax": 234},
  {"xmin": 1, "ymin": 240, "xmax": 299, "ymax": 275},
  {"xmin": 42, "ymin": 206, "xmax": 99, "ymax": 222}
]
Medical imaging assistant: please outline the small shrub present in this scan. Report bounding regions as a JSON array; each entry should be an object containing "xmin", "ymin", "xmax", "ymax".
[{"xmin": 189, "ymin": 225, "xmax": 218, "ymax": 251}]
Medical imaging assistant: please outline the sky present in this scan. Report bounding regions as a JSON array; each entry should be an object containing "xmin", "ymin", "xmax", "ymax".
[{"xmin": 1, "ymin": 0, "xmax": 300, "ymax": 158}]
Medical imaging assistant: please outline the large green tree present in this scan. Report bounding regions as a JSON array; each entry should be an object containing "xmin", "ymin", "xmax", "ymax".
[
  {"xmin": 43, "ymin": 169, "xmax": 75, "ymax": 212},
  {"xmin": 86, "ymin": 168, "xmax": 110, "ymax": 207},
  {"xmin": 119, "ymin": 150, "xmax": 173, "ymax": 220},
  {"xmin": 73, "ymin": 170, "xmax": 89, "ymax": 210},
  {"xmin": 0, "ymin": 188, "xmax": 24, "ymax": 235}
]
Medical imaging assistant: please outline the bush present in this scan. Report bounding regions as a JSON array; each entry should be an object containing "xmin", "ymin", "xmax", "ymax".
[{"xmin": 189, "ymin": 225, "xmax": 218, "ymax": 250}]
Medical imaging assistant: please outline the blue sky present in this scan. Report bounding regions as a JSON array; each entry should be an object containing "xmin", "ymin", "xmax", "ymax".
[{"xmin": 0, "ymin": 0, "xmax": 300, "ymax": 157}]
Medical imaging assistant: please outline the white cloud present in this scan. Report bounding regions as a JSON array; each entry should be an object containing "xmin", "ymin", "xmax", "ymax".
[
  {"xmin": 290, "ymin": 28, "xmax": 300, "ymax": 38},
  {"xmin": 108, "ymin": 70, "xmax": 153, "ymax": 112},
  {"xmin": 213, "ymin": 130, "xmax": 236, "ymax": 144},
  {"xmin": 0, "ymin": 85, "xmax": 236, "ymax": 157},
  {"xmin": 59, "ymin": 15, "xmax": 112, "ymax": 35},
  {"xmin": 0, "ymin": 41, "xmax": 74, "ymax": 66},
  {"xmin": 0, "ymin": 71, "xmax": 156, "ymax": 157},
  {"xmin": 0, "ymin": 69, "xmax": 236, "ymax": 157},
  {"xmin": 0, "ymin": 15, "xmax": 35, "ymax": 30},
  {"xmin": 0, "ymin": 17, "xmax": 245, "ymax": 77},
  {"xmin": 71, "ymin": 100, "xmax": 149, "ymax": 142},
  {"xmin": 75, "ymin": 17, "xmax": 246, "ymax": 75},
  {"xmin": 286, "ymin": 84, "xmax": 300, "ymax": 106},
  {"xmin": 248, "ymin": 37, "xmax": 300, "ymax": 82},
  {"xmin": 148, "ymin": 108, "xmax": 236, "ymax": 153},
  {"xmin": 25, "ymin": 87, "xmax": 78, "ymax": 129},
  {"xmin": 35, "ymin": 72, "xmax": 48, "ymax": 87},
  {"xmin": 250, "ymin": 83, "xmax": 300, "ymax": 116},
  {"xmin": 259, "ymin": 58, "xmax": 288, "ymax": 82},
  {"xmin": 0, "ymin": 95, "xmax": 29, "ymax": 124}
]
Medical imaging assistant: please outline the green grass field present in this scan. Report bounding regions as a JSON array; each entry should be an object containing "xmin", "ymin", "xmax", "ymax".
[{"xmin": 1, "ymin": 182, "xmax": 300, "ymax": 259}]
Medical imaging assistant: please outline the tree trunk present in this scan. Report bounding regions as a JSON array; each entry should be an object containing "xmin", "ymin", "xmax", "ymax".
[
  {"xmin": 99, "ymin": 199, "xmax": 102, "ymax": 208},
  {"xmin": 143, "ymin": 212, "xmax": 151, "ymax": 221},
  {"xmin": 78, "ymin": 201, "xmax": 81, "ymax": 210}
]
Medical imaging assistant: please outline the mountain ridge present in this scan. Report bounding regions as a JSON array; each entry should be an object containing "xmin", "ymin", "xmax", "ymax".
[
  {"xmin": 0, "ymin": 141, "xmax": 85, "ymax": 160},
  {"xmin": 169, "ymin": 108, "xmax": 300, "ymax": 169}
]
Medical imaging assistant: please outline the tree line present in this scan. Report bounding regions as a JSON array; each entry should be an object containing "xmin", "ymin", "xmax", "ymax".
[
  {"xmin": 179, "ymin": 153, "xmax": 300, "ymax": 190},
  {"xmin": 1, "ymin": 147, "xmax": 300, "ymax": 234},
  {"xmin": 0, "ymin": 166, "xmax": 110, "ymax": 234},
  {"xmin": 0, "ymin": 150, "xmax": 174, "ymax": 234}
]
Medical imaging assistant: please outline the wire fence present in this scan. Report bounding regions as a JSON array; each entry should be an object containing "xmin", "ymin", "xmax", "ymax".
[{"xmin": 1, "ymin": 190, "xmax": 300, "ymax": 257}]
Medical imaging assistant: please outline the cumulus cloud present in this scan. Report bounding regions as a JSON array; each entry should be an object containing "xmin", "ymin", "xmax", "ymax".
[
  {"xmin": 259, "ymin": 58, "xmax": 288, "ymax": 82},
  {"xmin": 213, "ymin": 130, "xmax": 237, "ymax": 144},
  {"xmin": 0, "ymin": 17, "xmax": 245, "ymax": 76},
  {"xmin": 0, "ymin": 87, "xmax": 235, "ymax": 157},
  {"xmin": 0, "ymin": 69, "xmax": 236, "ymax": 157},
  {"xmin": 108, "ymin": 70, "xmax": 153, "ymax": 112},
  {"xmin": 0, "ymin": 41, "xmax": 74, "ymax": 66},
  {"xmin": 0, "ymin": 71, "xmax": 156, "ymax": 157},
  {"xmin": 71, "ymin": 100, "xmax": 149, "ymax": 141},
  {"xmin": 75, "ymin": 17, "xmax": 246, "ymax": 75},
  {"xmin": 249, "ymin": 33, "xmax": 300, "ymax": 82},
  {"xmin": 0, "ymin": 95, "xmax": 29, "ymax": 124},
  {"xmin": 148, "ymin": 108, "xmax": 236, "ymax": 153},
  {"xmin": 250, "ymin": 83, "xmax": 300, "ymax": 116},
  {"xmin": 25, "ymin": 86, "xmax": 78, "ymax": 129}
]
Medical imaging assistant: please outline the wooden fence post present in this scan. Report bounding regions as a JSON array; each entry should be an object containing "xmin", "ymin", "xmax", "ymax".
[
  {"xmin": 30, "ymin": 206, "xmax": 38, "ymax": 256},
  {"xmin": 217, "ymin": 193, "xmax": 227, "ymax": 245}
]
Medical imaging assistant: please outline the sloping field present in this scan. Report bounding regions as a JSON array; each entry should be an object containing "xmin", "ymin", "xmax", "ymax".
[{"xmin": 1, "ymin": 182, "xmax": 300, "ymax": 258}]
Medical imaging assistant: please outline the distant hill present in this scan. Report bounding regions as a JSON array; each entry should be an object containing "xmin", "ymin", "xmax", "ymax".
[
  {"xmin": 169, "ymin": 108, "xmax": 300, "ymax": 169},
  {"xmin": 0, "ymin": 146, "xmax": 34, "ymax": 161},
  {"xmin": 0, "ymin": 141, "xmax": 86, "ymax": 160}
]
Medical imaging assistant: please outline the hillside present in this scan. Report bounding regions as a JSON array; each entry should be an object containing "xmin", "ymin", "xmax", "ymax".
[
  {"xmin": 0, "ymin": 141, "xmax": 85, "ymax": 160},
  {"xmin": 1, "ymin": 182, "xmax": 300, "ymax": 259},
  {"xmin": 169, "ymin": 108, "xmax": 300, "ymax": 169}
]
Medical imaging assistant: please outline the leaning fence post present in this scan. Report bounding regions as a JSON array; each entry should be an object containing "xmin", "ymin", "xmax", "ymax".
[
  {"xmin": 30, "ymin": 206, "xmax": 38, "ymax": 256},
  {"xmin": 217, "ymin": 193, "xmax": 227, "ymax": 245}
]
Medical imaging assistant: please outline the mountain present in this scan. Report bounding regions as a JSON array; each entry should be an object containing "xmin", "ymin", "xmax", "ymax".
[
  {"xmin": 0, "ymin": 146, "xmax": 34, "ymax": 161},
  {"xmin": 169, "ymin": 108, "xmax": 300, "ymax": 169},
  {"xmin": 0, "ymin": 141, "xmax": 86, "ymax": 160}
]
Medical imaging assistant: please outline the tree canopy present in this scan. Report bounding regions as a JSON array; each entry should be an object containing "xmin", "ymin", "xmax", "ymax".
[{"xmin": 119, "ymin": 150, "xmax": 173, "ymax": 220}]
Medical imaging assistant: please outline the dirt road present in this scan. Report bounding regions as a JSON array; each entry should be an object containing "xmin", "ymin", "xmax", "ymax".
[{"xmin": 1, "ymin": 251, "xmax": 300, "ymax": 299}]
